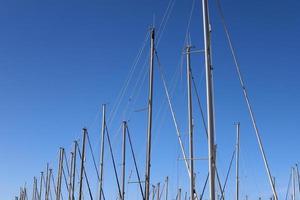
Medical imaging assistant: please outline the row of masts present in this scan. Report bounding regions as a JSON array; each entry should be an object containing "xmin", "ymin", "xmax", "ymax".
[{"xmin": 14, "ymin": 0, "xmax": 279, "ymax": 199}]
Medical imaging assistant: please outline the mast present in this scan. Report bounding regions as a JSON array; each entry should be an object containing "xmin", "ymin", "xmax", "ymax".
[
  {"xmin": 186, "ymin": 45, "xmax": 195, "ymax": 200},
  {"xmin": 236, "ymin": 123, "xmax": 240, "ymax": 200},
  {"xmin": 145, "ymin": 27, "xmax": 155, "ymax": 200},
  {"xmin": 56, "ymin": 147, "xmax": 64, "ymax": 200},
  {"xmin": 39, "ymin": 172, "xmax": 43, "ymax": 200},
  {"xmin": 202, "ymin": 0, "xmax": 216, "ymax": 199},
  {"xmin": 98, "ymin": 104, "xmax": 106, "ymax": 200},
  {"xmin": 296, "ymin": 164, "xmax": 300, "ymax": 194},
  {"xmin": 68, "ymin": 151, "xmax": 74, "ymax": 200},
  {"xmin": 178, "ymin": 188, "xmax": 181, "ymax": 200},
  {"xmin": 165, "ymin": 176, "xmax": 169, "ymax": 200},
  {"xmin": 121, "ymin": 121, "xmax": 127, "ymax": 200},
  {"xmin": 45, "ymin": 164, "xmax": 50, "ymax": 200},
  {"xmin": 292, "ymin": 167, "xmax": 296, "ymax": 200},
  {"xmin": 71, "ymin": 141, "xmax": 77, "ymax": 200},
  {"xmin": 78, "ymin": 128, "xmax": 87, "ymax": 200}
]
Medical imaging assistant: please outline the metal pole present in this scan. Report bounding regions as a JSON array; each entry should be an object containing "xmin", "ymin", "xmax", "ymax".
[
  {"xmin": 236, "ymin": 123, "xmax": 240, "ymax": 200},
  {"xmin": 145, "ymin": 27, "xmax": 155, "ymax": 200},
  {"xmin": 156, "ymin": 183, "xmax": 160, "ymax": 200},
  {"xmin": 68, "ymin": 151, "xmax": 74, "ymax": 200},
  {"xmin": 178, "ymin": 188, "xmax": 181, "ymax": 200},
  {"xmin": 45, "ymin": 164, "xmax": 49, "ymax": 200},
  {"xmin": 78, "ymin": 128, "xmax": 87, "ymax": 200},
  {"xmin": 165, "ymin": 177, "xmax": 169, "ymax": 200},
  {"xmin": 56, "ymin": 148, "xmax": 64, "ymax": 200},
  {"xmin": 32, "ymin": 177, "xmax": 36, "ymax": 200},
  {"xmin": 296, "ymin": 164, "xmax": 300, "ymax": 194},
  {"xmin": 202, "ymin": 0, "xmax": 216, "ymax": 199},
  {"xmin": 98, "ymin": 104, "xmax": 106, "ymax": 200},
  {"xmin": 39, "ymin": 172, "xmax": 43, "ymax": 200},
  {"xmin": 71, "ymin": 141, "xmax": 77, "ymax": 200},
  {"xmin": 292, "ymin": 167, "xmax": 296, "ymax": 200},
  {"xmin": 48, "ymin": 169, "xmax": 52, "ymax": 200},
  {"xmin": 186, "ymin": 45, "xmax": 195, "ymax": 200},
  {"xmin": 121, "ymin": 121, "xmax": 127, "ymax": 200}
]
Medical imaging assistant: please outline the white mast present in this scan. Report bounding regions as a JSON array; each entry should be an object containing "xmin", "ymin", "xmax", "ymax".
[
  {"xmin": 145, "ymin": 27, "xmax": 155, "ymax": 200},
  {"xmin": 186, "ymin": 45, "xmax": 195, "ymax": 200},
  {"xmin": 98, "ymin": 104, "xmax": 106, "ymax": 200},
  {"xmin": 236, "ymin": 123, "xmax": 240, "ymax": 200},
  {"xmin": 202, "ymin": 0, "xmax": 216, "ymax": 199}
]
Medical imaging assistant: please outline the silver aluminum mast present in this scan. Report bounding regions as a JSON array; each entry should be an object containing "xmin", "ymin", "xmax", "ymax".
[
  {"xmin": 68, "ymin": 151, "xmax": 74, "ymax": 200},
  {"xmin": 71, "ymin": 141, "xmax": 77, "ymax": 200},
  {"xmin": 78, "ymin": 128, "xmax": 87, "ymax": 200},
  {"xmin": 98, "ymin": 104, "xmax": 106, "ymax": 200},
  {"xmin": 45, "ymin": 164, "xmax": 50, "ymax": 200},
  {"xmin": 202, "ymin": 0, "xmax": 216, "ymax": 199},
  {"xmin": 292, "ymin": 167, "xmax": 296, "ymax": 200},
  {"xmin": 186, "ymin": 46, "xmax": 195, "ymax": 200},
  {"xmin": 39, "ymin": 172, "xmax": 43, "ymax": 200},
  {"xmin": 121, "ymin": 121, "xmax": 127, "ymax": 200},
  {"xmin": 145, "ymin": 27, "xmax": 155, "ymax": 200},
  {"xmin": 56, "ymin": 147, "xmax": 64, "ymax": 200},
  {"xmin": 235, "ymin": 123, "xmax": 240, "ymax": 200}
]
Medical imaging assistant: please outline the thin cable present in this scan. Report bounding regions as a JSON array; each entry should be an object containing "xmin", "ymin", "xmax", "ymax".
[
  {"xmin": 285, "ymin": 170, "xmax": 292, "ymax": 200},
  {"xmin": 127, "ymin": 125, "xmax": 145, "ymax": 200},
  {"xmin": 200, "ymin": 172, "xmax": 209, "ymax": 200},
  {"xmin": 105, "ymin": 124, "xmax": 122, "ymax": 199},
  {"xmin": 215, "ymin": 0, "xmax": 277, "ymax": 199},
  {"xmin": 155, "ymin": 49, "xmax": 191, "ymax": 178},
  {"xmin": 219, "ymin": 149, "xmax": 236, "ymax": 200},
  {"xmin": 86, "ymin": 132, "xmax": 100, "ymax": 181},
  {"xmin": 77, "ymin": 145, "xmax": 94, "ymax": 200}
]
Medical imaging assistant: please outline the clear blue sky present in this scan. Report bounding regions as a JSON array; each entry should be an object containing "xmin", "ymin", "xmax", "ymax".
[{"xmin": 0, "ymin": 0, "xmax": 299, "ymax": 199}]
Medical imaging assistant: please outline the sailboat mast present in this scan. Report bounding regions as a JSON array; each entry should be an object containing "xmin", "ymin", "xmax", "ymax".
[
  {"xmin": 121, "ymin": 121, "xmax": 127, "ymax": 200},
  {"xmin": 56, "ymin": 147, "xmax": 64, "ymax": 200},
  {"xmin": 292, "ymin": 167, "xmax": 296, "ymax": 200},
  {"xmin": 145, "ymin": 27, "xmax": 155, "ymax": 200},
  {"xmin": 78, "ymin": 128, "xmax": 87, "ymax": 200},
  {"xmin": 235, "ymin": 123, "xmax": 240, "ymax": 200},
  {"xmin": 70, "ymin": 141, "xmax": 77, "ymax": 200},
  {"xmin": 186, "ymin": 45, "xmax": 195, "ymax": 200},
  {"xmin": 98, "ymin": 104, "xmax": 106, "ymax": 200},
  {"xmin": 202, "ymin": 0, "xmax": 216, "ymax": 199},
  {"xmin": 39, "ymin": 172, "xmax": 43, "ymax": 200}
]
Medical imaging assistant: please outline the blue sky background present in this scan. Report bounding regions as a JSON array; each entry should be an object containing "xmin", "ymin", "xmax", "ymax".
[{"xmin": 0, "ymin": 0, "xmax": 299, "ymax": 199}]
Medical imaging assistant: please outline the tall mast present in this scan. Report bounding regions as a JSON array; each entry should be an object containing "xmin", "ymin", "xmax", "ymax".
[
  {"xmin": 292, "ymin": 167, "xmax": 296, "ymax": 200},
  {"xmin": 145, "ymin": 27, "xmax": 155, "ymax": 200},
  {"xmin": 71, "ymin": 141, "xmax": 77, "ymax": 200},
  {"xmin": 56, "ymin": 147, "xmax": 64, "ymax": 200},
  {"xmin": 121, "ymin": 121, "xmax": 127, "ymax": 200},
  {"xmin": 45, "ymin": 164, "xmax": 50, "ymax": 200},
  {"xmin": 68, "ymin": 151, "xmax": 74, "ymax": 200},
  {"xmin": 235, "ymin": 123, "xmax": 240, "ymax": 200},
  {"xmin": 186, "ymin": 45, "xmax": 195, "ymax": 200},
  {"xmin": 39, "ymin": 172, "xmax": 43, "ymax": 200},
  {"xmin": 98, "ymin": 104, "xmax": 106, "ymax": 200},
  {"xmin": 78, "ymin": 128, "xmax": 87, "ymax": 200},
  {"xmin": 296, "ymin": 164, "xmax": 300, "ymax": 194},
  {"xmin": 165, "ymin": 176, "xmax": 169, "ymax": 200},
  {"xmin": 202, "ymin": 0, "xmax": 216, "ymax": 199}
]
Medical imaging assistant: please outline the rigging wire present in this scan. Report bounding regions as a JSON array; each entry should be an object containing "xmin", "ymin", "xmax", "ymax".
[
  {"xmin": 285, "ymin": 169, "xmax": 292, "ymax": 200},
  {"xmin": 77, "ymin": 144, "xmax": 94, "ymax": 200},
  {"xmin": 154, "ymin": 49, "xmax": 191, "ymax": 177},
  {"xmin": 105, "ymin": 124, "xmax": 122, "ymax": 199},
  {"xmin": 215, "ymin": 0, "xmax": 278, "ymax": 198},
  {"xmin": 200, "ymin": 172, "xmax": 209, "ymax": 200},
  {"xmin": 126, "ymin": 125, "xmax": 146, "ymax": 200},
  {"xmin": 219, "ymin": 149, "xmax": 236, "ymax": 200},
  {"xmin": 86, "ymin": 132, "xmax": 101, "ymax": 181}
]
